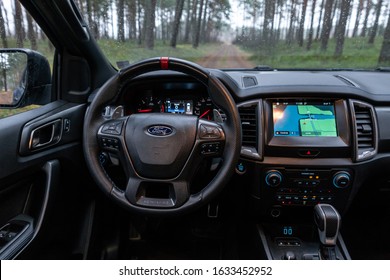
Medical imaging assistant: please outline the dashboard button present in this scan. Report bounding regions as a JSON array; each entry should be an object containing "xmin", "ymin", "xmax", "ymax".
[
  {"xmin": 298, "ymin": 149, "xmax": 320, "ymax": 157},
  {"xmin": 333, "ymin": 171, "xmax": 351, "ymax": 188},
  {"xmin": 236, "ymin": 162, "xmax": 246, "ymax": 174},
  {"xmin": 265, "ymin": 170, "xmax": 283, "ymax": 187}
]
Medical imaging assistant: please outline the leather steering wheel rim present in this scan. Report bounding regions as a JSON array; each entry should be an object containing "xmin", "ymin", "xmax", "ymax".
[{"xmin": 83, "ymin": 57, "xmax": 241, "ymax": 216}]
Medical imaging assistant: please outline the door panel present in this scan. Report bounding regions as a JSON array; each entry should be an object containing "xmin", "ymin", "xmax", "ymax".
[{"xmin": 0, "ymin": 101, "xmax": 88, "ymax": 259}]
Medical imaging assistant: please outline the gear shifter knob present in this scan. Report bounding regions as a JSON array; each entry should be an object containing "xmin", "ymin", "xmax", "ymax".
[{"xmin": 314, "ymin": 204, "xmax": 341, "ymax": 246}]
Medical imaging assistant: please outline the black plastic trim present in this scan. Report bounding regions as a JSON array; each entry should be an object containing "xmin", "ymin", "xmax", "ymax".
[{"xmin": 0, "ymin": 215, "xmax": 34, "ymax": 260}]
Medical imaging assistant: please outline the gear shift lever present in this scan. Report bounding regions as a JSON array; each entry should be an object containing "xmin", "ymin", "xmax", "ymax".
[{"xmin": 314, "ymin": 204, "xmax": 341, "ymax": 260}]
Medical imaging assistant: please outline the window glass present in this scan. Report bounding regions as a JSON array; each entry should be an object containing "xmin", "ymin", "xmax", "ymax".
[
  {"xmin": 75, "ymin": 0, "xmax": 390, "ymax": 69},
  {"xmin": 0, "ymin": 1, "xmax": 54, "ymax": 119}
]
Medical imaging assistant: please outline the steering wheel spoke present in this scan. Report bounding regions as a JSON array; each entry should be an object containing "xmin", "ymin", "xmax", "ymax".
[{"xmin": 125, "ymin": 177, "xmax": 190, "ymax": 209}]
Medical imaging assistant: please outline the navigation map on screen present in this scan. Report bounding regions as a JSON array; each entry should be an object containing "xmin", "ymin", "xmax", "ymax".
[{"xmin": 273, "ymin": 102, "xmax": 337, "ymax": 137}]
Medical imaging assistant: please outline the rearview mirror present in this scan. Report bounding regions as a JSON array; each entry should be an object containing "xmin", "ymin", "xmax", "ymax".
[{"xmin": 0, "ymin": 49, "xmax": 51, "ymax": 108}]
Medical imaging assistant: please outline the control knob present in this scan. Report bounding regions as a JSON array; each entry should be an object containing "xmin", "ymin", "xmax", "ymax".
[
  {"xmin": 265, "ymin": 170, "xmax": 283, "ymax": 187},
  {"xmin": 332, "ymin": 171, "xmax": 351, "ymax": 188}
]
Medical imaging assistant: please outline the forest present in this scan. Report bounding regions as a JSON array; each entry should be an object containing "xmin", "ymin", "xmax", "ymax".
[{"xmin": 0, "ymin": 0, "xmax": 390, "ymax": 68}]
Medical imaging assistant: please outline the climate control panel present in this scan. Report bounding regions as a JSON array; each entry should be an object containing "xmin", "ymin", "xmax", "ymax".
[{"xmin": 263, "ymin": 168, "xmax": 352, "ymax": 207}]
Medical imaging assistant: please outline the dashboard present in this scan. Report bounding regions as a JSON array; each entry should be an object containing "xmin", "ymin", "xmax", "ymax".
[
  {"xmin": 107, "ymin": 69, "xmax": 390, "ymax": 220},
  {"xmin": 94, "ymin": 68, "xmax": 390, "ymax": 261}
]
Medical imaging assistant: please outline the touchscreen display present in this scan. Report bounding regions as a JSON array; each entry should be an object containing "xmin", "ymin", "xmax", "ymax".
[{"xmin": 273, "ymin": 101, "xmax": 337, "ymax": 137}]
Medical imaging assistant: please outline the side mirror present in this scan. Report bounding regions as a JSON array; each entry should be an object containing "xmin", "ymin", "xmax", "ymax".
[{"xmin": 0, "ymin": 49, "xmax": 51, "ymax": 108}]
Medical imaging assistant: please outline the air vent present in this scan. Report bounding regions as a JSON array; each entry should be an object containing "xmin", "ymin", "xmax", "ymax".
[
  {"xmin": 352, "ymin": 100, "xmax": 377, "ymax": 161},
  {"xmin": 355, "ymin": 108, "xmax": 373, "ymax": 148},
  {"xmin": 239, "ymin": 105, "xmax": 257, "ymax": 147},
  {"xmin": 242, "ymin": 76, "xmax": 258, "ymax": 88}
]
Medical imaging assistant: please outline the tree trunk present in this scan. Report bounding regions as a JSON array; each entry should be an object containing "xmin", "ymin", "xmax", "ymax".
[
  {"xmin": 276, "ymin": 3, "xmax": 284, "ymax": 42},
  {"xmin": 144, "ymin": 0, "xmax": 157, "ymax": 50},
  {"xmin": 361, "ymin": 0, "xmax": 371, "ymax": 37},
  {"xmin": 306, "ymin": 0, "xmax": 317, "ymax": 50},
  {"xmin": 26, "ymin": 13, "xmax": 37, "ymax": 50},
  {"xmin": 286, "ymin": 0, "xmax": 296, "ymax": 46},
  {"xmin": 117, "ymin": 0, "xmax": 125, "ymax": 42},
  {"xmin": 2, "ymin": 2, "xmax": 11, "ymax": 38},
  {"xmin": 193, "ymin": 0, "xmax": 204, "ymax": 48},
  {"xmin": 14, "ymin": 0, "xmax": 24, "ymax": 48},
  {"xmin": 331, "ymin": 0, "xmax": 339, "ymax": 24},
  {"xmin": 102, "ymin": 3, "xmax": 109, "ymax": 39},
  {"xmin": 128, "ymin": 1, "xmax": 137, "ymax": 40},
  {"xmin": 158, "ymin": 3, "xmax": 165, "ymax": 41},
  {"xmin": 0, "ymin": 4, "xmax": 7, "ymax": 48},
  {"xmin": 352, "ymin": 0, "xmax": 364, "ymax": 37},
  {"xmin": 86, "ymin": 0, "xmax": 95, "ymax": 38},
  {"xmin": 250, "ymin": 0, "xmax": 258, "ymax": 41},
  {"xmin": 92, "ymin": 1, "xmax": 100, "ymax": 39},
  {"xmin": 334, "ymin": 0, "xmax": 352, "ymax": 57},
  {"xmin": 201, "ymin": 0, "xmax": 209, "ymax": 42},
  {"xmin": 320, "ymin": 0, "xmax": 335, "ymax": 51},
  {"xmin": 368, "ymin": 0, "xmax": 383, "ymax": 44},
  {"xmin": 184, "ymin": 0, "xmax": 192, "ymax": 43},
  {"xmin": 378, "ymin": 12, "xmax": 390, "ymax": 64},
  {"xmin": 137, "ymin": 0, "xmax": 143, "ymax": 45},
  {"xmin": 191, "ymin": 0, "xmax": 199, "ymax": 45},
  {"xmin": 263, "ymin": 0, "xmax": 275, "ymax": 47},
  {"xmin": 170, "ymin": 0, "xmax": 185, "ymax": 48},
  {"xmin": 316, "ymin": 0, "xmax": 326, "ymax": 40},
  {"xmin": 297, "ymin": 0, "xmax": 308, "ymax": 47},
  {"xmin": 86, "ymin": 0, "xmax": 93, "ymax": 28}
]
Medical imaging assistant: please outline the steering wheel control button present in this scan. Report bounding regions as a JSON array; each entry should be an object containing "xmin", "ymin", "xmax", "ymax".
[
  {"xmin": 200, "ymin": 142, "xmax": 221, "ymax": 155},
  {"xmin": 298, "ymin": 149, "xmax": 320, "ymax": 157},
  {"xmin": 333, "ymin": 171, "xmax": 351, "ymax": 188},
  {"xmin": 199, "ymin": 124, "xmax": 222, "ymax": 139},
  {"xmin": 265, "ymin": 170, "xmax": 283, "ymax": 187},
  {"xmin": 101, "ymin": 121, "xmax": 123, "ymax": 135},
  {"xmin": 100, "ymin": 137, "xmax": 120, "ymax": 150}
]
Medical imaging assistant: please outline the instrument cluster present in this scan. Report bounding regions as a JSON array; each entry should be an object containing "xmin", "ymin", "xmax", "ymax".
[{"xmin": 120, "ymin": 80, "xmax": 221, "ymax": 121}]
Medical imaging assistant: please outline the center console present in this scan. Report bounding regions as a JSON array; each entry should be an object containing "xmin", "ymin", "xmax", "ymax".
[
  {"xmin": 255, "ymin": 98, "xmax": 355, "ymax": 215},
  {"xmin": 237, "ymin": 97, "xmax": 378, "ymax": 260},
  {"xmin": 257, "ymin": 204, "xmax": 351, "ymax": 260},
  {"xmin": 263, "ymin": 168, "xmax": 352, "ymax": 212}
]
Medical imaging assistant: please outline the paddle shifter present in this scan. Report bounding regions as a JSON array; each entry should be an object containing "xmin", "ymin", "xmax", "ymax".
[{"xmin": 314, "ymin": 204, "xmax": 341, "ymax": 260}]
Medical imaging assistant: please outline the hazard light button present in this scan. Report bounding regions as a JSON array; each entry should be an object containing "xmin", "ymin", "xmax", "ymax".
[{"xmin": 298, "ymin": 149, "xmax": 320, "ymax": 157}]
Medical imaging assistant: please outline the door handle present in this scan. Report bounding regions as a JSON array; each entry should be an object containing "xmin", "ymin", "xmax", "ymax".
[{"xmin": 29, "ymin": 119, "xmax": 63, "ymax": 150}]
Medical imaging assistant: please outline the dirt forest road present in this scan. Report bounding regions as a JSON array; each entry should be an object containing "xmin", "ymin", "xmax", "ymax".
[{"xmin": 197, "ymin": 43, "xmax": 255, "ymax": 69}]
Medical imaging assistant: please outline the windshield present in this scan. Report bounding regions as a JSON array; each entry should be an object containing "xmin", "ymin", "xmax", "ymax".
[{"xmin": 76, "ymin": 0, "xmax": 390, "ymax": 70}]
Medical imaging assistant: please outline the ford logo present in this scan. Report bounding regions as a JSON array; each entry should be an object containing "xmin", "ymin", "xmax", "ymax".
[{"xmin": 147, "ymin": 125, "xmax": 173, "ymax": 136}]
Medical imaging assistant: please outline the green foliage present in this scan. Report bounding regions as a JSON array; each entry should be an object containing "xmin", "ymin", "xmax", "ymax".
[
  {"xmin": 96, "ymin": 39, "xmax": 218, "ymax": 67},
  {"xmin": 242, "ymin": 37, "xmax": 386, "ymax": 69},
  {"xmin": 0, "ymin": 105, "xmax": 40, "ymax": 119}
]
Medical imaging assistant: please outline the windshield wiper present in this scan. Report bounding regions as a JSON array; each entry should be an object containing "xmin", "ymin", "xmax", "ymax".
[
  {"xmin": 253, "ymin": 65, "xmax": 274, "ymax": 71},
  {"xmin": 376, "ymin": 67, "xmax": 390, "ymax": 72}
]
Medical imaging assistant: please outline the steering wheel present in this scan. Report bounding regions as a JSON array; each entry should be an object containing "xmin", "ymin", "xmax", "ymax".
[{"xmin": 83, "ymin": 57, "xmax": 241, "ymax": 215}]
